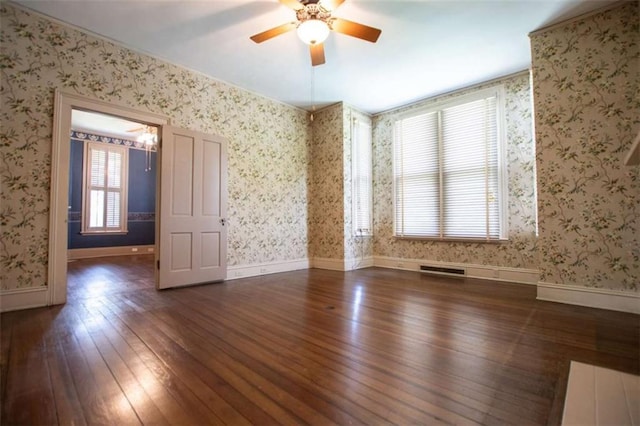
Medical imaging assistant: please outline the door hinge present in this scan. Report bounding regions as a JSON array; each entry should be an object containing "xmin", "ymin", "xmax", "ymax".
[{"xmin": 157, "ymin": 260, "xmax": 160, "ymax": 270}]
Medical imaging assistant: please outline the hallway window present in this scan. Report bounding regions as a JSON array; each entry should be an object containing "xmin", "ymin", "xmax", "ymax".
[
  {"xmin": 352, "ymin": 117, "xmax": 373, "ymax": 236},
  {"xmin": 82, "ymin": 142, "xmax": 129, "ymax": 234}
]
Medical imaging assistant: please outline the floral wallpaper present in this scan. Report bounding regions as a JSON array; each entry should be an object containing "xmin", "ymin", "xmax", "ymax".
[
  {"xmin": 308, "ymin": 103, "xmax": 345, "ymax": 259},
  {"xmin": 0, "ymin": 4, "xmax": 310, "ymax": 291},
  {"xmin": 2, "ymin": 2, "xmax": 635, "ymax": 296},
  {"xmin": 308, "ymin": 103, "xmax": 373, "ymax": 264},
  {"xmin": 530, "ymin": 2, "xmax": 639, "ymax": 291},
  {"xmin": 372, "ymin": 73, "xmax": 539, "ymax": 269}
]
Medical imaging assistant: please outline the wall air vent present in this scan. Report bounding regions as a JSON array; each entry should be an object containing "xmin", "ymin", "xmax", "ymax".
[{"xmin": 420, "ymin": 265, "xmax": 466, "ymax": 277}]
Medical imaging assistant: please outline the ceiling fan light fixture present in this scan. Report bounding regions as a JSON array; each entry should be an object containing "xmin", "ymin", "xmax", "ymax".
[
  {"xmin": 297, "ymin": 19, "xmax": 330, "ymax": 45},
  {"xmin": 137, "ymin": 126, "xmax": 157, "ymax": 146}
]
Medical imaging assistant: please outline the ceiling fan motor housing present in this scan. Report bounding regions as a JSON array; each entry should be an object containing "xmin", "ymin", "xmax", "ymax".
[{"xmin": 296, "ymin": 2, "xmax": 333, "ymax": 26}]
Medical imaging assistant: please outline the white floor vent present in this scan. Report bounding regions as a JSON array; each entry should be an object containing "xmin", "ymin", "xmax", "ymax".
[{"xmin": 420, "ymin": 265, "xmax": 466, "ymax": 278}]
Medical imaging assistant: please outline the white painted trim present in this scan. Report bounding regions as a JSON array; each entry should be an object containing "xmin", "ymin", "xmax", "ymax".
[
  {"xmin": 81, "ymin": 141, "xmax": 129, "ymax": 234},
  {"xmin": 563, "ymin": 361, "xmax": 640, "ymax": 425},
  {"xmin": 0, "ymin": 287, "xmax": 49, "ymax": 312},
  {"xmin": 49, "ymin": 90, "xmax": 169, "ymax": 305},
  {"xmin": 68, "ymin": 245, "xmax": 155, "ymax": 260},
  {"xmin": 537, "ymin": 282, "xmax": 640, "ymax": 314},
  {"xmin": 624, "ymin": 130, "xmax": 639, "ymax": 166},
  {"xmin": 311, "ymin": 257, "xmax": 375, "ymax": 271},
  {"xmin": 373, "ymin": 256, "xmax": 539, "ymax": 285},
  {"xmin": 227, "ymin": 258, "xmax": 310, "ymax": 280},
  {"xmin": 345, "ymin": 256, "xmax": 375, "ymax": 271}
]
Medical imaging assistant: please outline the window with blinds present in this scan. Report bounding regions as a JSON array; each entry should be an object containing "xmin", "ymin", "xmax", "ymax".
[
  {"xmin": 352, "ymin": 117, "xmax": 373, "ymax": 236},
  {"xmin": 393, "ymin": 87, "xmax": 507, "ymax": 240},
  {"xmin": 82, "ymin": 142, "xmax": 128, "ymax": 234}
]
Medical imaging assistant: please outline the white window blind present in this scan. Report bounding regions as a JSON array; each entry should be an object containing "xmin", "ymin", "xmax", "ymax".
[
  {"xmin": 393, "ymin": 88, "xmax": 506, "ymax": 240},
  {"xmin": 83, "ymin": 142, "xmax": 128, "ymax": 233},
  {"xmin": 352, "ymin": 117, "xmax": 373, "ymax": 236}
]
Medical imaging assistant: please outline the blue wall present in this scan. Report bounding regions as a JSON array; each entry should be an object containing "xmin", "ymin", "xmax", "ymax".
[{"xmin": 68, "ymin": 139, "xmax": 156, "ymax": 249}]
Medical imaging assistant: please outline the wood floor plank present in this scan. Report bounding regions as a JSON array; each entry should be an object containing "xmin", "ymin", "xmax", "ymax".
[
  {"xmin": 40, "ymin": 308, "xmax": 89, "ymax": 426},
  {"xmin": 0, "ymin": 312, "xmax": 13, "ymax": 417},
  {"xmin": 2, "ymin": 256, "xmax": 638, "ymax": 425},
  {"xmin": 192, "ymin": 278, "xmax": 548, "ymax": 422},
  {"xmin": 95, "ymin": 310, "xmax": 221, "ymax": 425},
  {"xmin": 155, "ymin": 287, "xmax": 478, "ymax": 423},
  {"xmin": 57, "ymin": 306, "xmax": 141, "ymax": 425},
  {"xmin": 147, "ymin": 301, "xmax": 395, "ymax": 425},
  {"xmin": 2, "ymin": 309, "xmax": 58, "ymax": 424},
  {"xmin": 94, "ymin": 300, "xmax": 236, "ymax": 424},
  {"xmin": 177, "ymin": 290, "xmax": 534, "ymax": 423},
  {"xmin": 100, "ymin": 298, "xmax": 301, "ymax": 425}
]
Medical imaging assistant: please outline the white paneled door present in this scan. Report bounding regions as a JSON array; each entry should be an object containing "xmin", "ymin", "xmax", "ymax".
[{"xmin": 158, "ymin": 126, "xmax": 228, "ymax": 289}]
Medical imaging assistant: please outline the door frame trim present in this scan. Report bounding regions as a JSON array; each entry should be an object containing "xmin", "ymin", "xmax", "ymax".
[{"xmin": 49, "ymin": 90, "xmax": 169, "ymax": 305}]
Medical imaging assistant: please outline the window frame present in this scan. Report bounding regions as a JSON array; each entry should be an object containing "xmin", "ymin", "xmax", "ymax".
[
  {"xmin": 392, "ymin": 86, "xmax": 508, "ymax": 242},
  {"xmin": 351, "ymin": 116, "xmax": 373, "ymax": 237},
  {"xmin": 81, "ymin": 141, "xmax": 129, "ymax": 235}
]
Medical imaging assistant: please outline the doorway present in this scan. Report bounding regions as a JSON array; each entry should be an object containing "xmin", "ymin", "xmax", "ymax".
[
  {"xmin": 66, "ymin": 109, "xmax": 159, "ymax": 298},
  {"xmin": 50, "ymin": 91, "xmax": 229, "ymax": 306},
  {"xmin": 49, "ymin": 91, "xmax": 169, "ymax": 305}
]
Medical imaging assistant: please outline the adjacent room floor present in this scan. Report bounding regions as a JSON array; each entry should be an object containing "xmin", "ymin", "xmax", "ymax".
[{"xmin": 1, "ymin": 257, "xmax": 638, "ymax": 424}]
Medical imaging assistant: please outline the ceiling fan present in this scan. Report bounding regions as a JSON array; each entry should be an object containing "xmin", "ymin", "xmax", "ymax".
[{"xmin": 250, "ymin": 0, "xmax": 381, "ymax": 66}]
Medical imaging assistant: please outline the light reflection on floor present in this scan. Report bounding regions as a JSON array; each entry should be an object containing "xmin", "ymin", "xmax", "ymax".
[{"xmin": 350, "ymin": 284, "xmax": 364, "ymax": 342}]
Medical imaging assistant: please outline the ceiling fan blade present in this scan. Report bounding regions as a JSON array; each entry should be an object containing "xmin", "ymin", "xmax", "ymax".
[
  {"xmin": 310, "ymin": 43, "xmax": 325, "ymax": 66},
  {"xmin": 331, "ymin": 17, "xmax": 381, "ymax": 43},
  {"xmin": 279, "ymin": 0, "xmax": 303, "ymax": 10},
  {"xmin": 250, "ymin": 22, "xmax": 297, "ymax": 43},
  {"xmin": 322, "ymin": 0, "xmax": 345, "ymax": 11}
]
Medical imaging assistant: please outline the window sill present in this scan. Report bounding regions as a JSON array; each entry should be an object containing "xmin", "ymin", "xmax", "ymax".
[
  {"xmin": 80, "ymin": 231, "xmax": 129, "ymax": 236},
  {"xmin": 354, "ymin": 234, "xmax": 373, "ymax": 238},
  {"xmin": 394, "ymin": 235, "xmax": 508, "ymax": 244}
]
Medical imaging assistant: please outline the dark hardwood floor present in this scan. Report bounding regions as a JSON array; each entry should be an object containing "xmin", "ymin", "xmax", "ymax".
[{"xmin": 1, "ymin": 255, "xmax": 638, "ymax": 425}]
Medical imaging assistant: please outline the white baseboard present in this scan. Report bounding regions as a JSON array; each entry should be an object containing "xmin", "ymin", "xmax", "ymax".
[
  {"xmin": 311, "ymin": 257, "xmax": 374, "ymax": 271},
  {"xmin": 346, "ymin": 256, "xmax": 375, "ymax": 270},
  {"xmin": 373, "ymin": 256, "xmax": 539, "ymax": 285},
  {"xmin": 227, "ymin": 258, "xmax": 310, "ymax": 280},
  {"xmin": 537, "ymin": 282, "xmax": 640, "ymax": 314},
  {"xmin": 68, "ymin": 245, "xmax": 155, "ymax": 260},
  {"xmin": 0, "ymin": 286, "xmax": 49, "ymax": 312}
]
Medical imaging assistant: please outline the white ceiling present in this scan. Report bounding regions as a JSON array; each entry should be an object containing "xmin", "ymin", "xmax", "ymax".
[
  {"xmin": 71, "ymin": 110, "xmax": 152, "ymax": 139},
  {"xmin": 15, "ymin": 0, "xmax": 612, "ymax": 114}
]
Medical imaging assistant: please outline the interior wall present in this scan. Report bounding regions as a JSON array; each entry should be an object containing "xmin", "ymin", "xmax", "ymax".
[
  {"xmin": 308, "ymin": 103, "xmax": 345, "ymax": 260},
  {"xmin": 0, "ymin": 4, "xmax": 310, "ymax": 291},
  {"xmin": 68, "ymin": 139, "xmax": 156, "ymax": 249},
  {"xmin": 308, "ymin": 103, "xmax": 374, "ymax": 265},
  {"xmin": 530, "ymin": 2, "xmax": 639, "ymax": 291},
  {"xmin": 371, "ymin": 72, "xmax": 538, "ymax": 269}
]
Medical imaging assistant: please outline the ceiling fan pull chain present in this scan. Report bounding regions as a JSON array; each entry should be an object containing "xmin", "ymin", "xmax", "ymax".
[{"xmin": 310, "ymin": 66, "xmax": 316, "ymax": 121}]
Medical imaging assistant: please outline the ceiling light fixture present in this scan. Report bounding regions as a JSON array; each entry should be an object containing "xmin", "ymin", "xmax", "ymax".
[
  {"xmin": 297, "ymin": 19, "xmax": 330, "ymax": 45},
  {"xmin": 136, "ymin": 125, "xmax": 157, "ymax": 172}
]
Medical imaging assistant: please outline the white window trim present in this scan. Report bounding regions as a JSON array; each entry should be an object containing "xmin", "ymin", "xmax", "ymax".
[
  {"xmin": 81, "ymin": 141, "xmax": 129, "ymax": 235},
  {"xmin": 352, "ymin": 116, "xmax": 373, "ymax": 237},
  {"xmin": 392, "ymin": 86, "xmax": 508, "ymax": 242}
]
